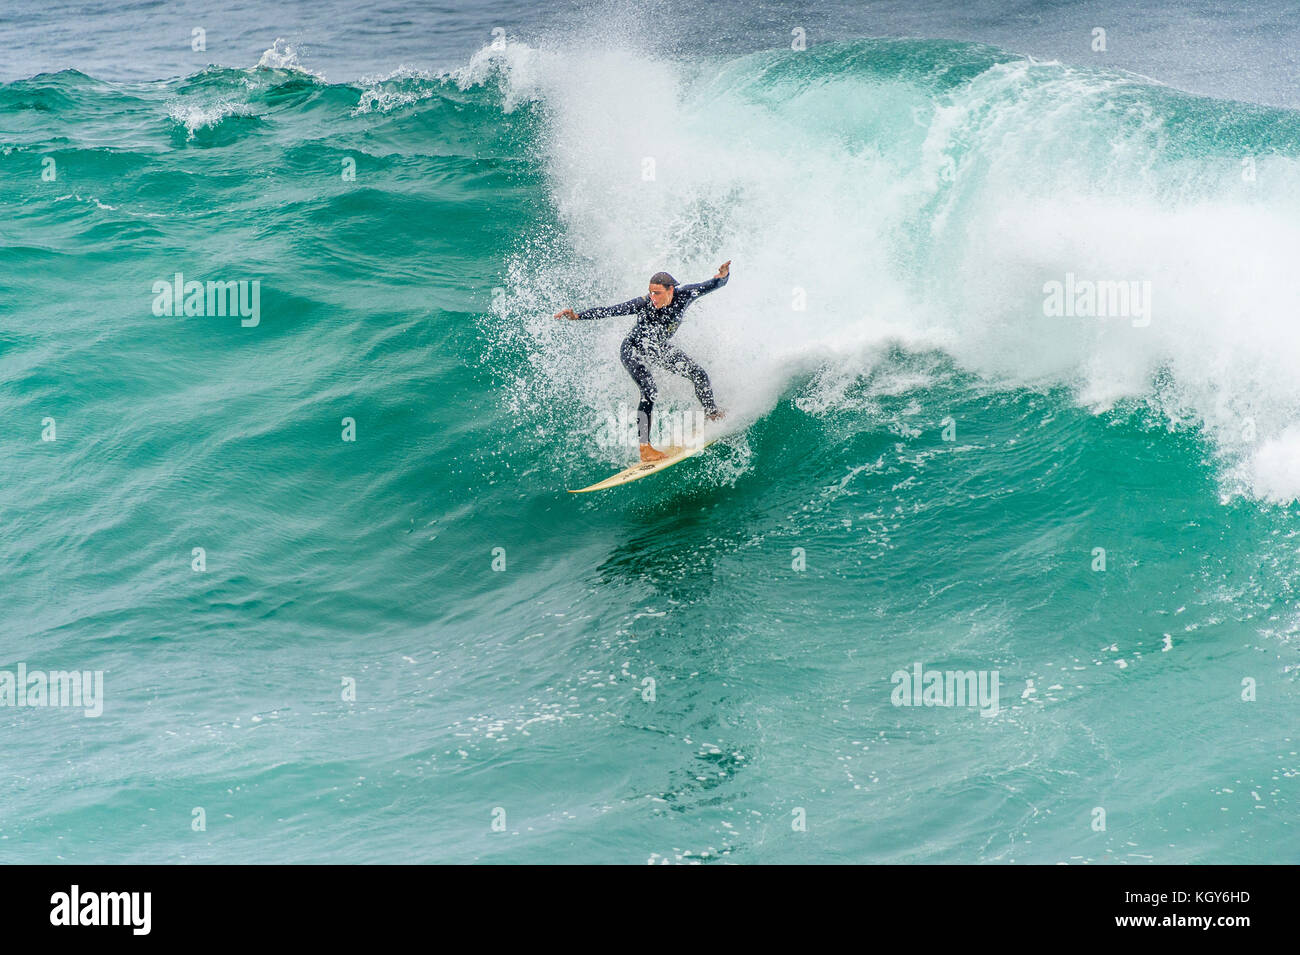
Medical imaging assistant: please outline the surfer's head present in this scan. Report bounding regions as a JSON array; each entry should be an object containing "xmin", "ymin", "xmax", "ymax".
[{"xmin": 648, "ymin": 271, "xmax": 677, "ymax": 308}]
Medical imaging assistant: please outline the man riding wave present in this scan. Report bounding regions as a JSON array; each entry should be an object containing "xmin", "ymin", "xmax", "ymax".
[{"xmin": 555, "ymin": 260, "xmax": 731, "ymax": 462}]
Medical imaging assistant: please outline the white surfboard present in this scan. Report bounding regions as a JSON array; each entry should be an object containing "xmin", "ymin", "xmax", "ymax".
[{"xmin": 567, "ymin": 441, "xmax": 717, "ymax": 493}]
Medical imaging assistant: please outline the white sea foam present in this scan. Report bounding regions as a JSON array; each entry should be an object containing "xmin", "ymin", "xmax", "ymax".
[
  {"xmin": 255, "ymin": 38, "xmax": 324, "ymax": 79},
  {"xmin": 479, "ymin": 36, "xmax": 1300, "ymax": 501},
  {"xmin": 353, "ymin": 66, "xmax": 439, "ymax": 114},
  {"xmin": 166, "ymin": 99, "xmax": 255, "ymax": 139}
]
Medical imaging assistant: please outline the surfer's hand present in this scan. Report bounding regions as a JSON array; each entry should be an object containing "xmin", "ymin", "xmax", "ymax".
[
  {"xmin": 715, "ymin": 260, "xmax": 731, "ymax": 279},
  {"xmin": 553, "ymin": 308, "xmax": 579, "ymax": 320}
]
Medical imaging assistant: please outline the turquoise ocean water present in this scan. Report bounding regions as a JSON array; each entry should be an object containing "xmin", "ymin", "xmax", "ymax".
[{"xmin": 2, "ymin": 8, "xmax": 1299, "ymax": 863}]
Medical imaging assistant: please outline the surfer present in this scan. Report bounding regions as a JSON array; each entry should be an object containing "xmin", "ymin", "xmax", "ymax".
[{"xmin": 555, "ymin": 261, "xmax": 730, "ymax": 462}]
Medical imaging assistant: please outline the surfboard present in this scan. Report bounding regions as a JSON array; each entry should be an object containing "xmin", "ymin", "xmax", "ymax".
[{"xmin": 567, "ymin": 441, "xmax": 716, "ymax": 493}]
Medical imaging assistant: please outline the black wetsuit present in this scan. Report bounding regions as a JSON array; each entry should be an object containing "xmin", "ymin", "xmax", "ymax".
[{"xmin": 575, "ymin": 273, "xmax": 728, "ymax": 444}]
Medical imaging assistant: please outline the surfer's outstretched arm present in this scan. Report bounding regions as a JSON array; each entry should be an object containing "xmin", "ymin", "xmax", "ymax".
[
  {"xmin": 675, "ymin": 260, "xmax": 732, "ymax": 300},
  {"xmin": 554, "ymin": 296, "xmax": 646, "ymax": 321}
]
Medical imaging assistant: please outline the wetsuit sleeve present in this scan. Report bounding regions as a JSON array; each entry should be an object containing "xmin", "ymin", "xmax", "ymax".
[
  {"xmin": 674, "ymin": 273, "xmax": 729, "ymax": 300},
  {"xmin": 574, "ymin": 296, "xmax": 646, "ymax": 320}
]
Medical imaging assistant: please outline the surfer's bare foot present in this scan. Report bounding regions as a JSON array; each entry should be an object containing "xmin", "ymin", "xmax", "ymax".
[
  {"xmin": 705, "ymin": 408, "xmax": 726, "ymax": 421},
  {"xmin": 639, "ymin": 444, "xmax": 668, "ymax": 462}
]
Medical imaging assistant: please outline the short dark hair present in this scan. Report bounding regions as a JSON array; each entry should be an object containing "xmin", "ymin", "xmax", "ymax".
[{"xmin": 649, "ymin": 271, "xmax": 677, "ymax": 288}]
